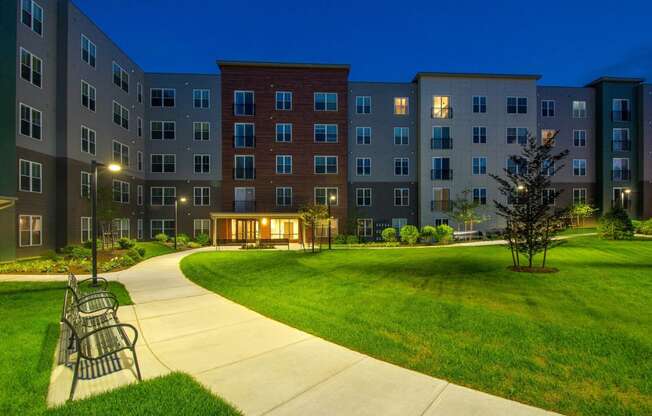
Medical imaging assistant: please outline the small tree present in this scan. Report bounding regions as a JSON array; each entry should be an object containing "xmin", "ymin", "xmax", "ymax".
[
  {"xmin": 298, "ymin": 204, "xmax": 328, "ymax": 253},
  {"xmin": 569, "ymin": 203, "xmax": 597, "ymax": 228},
  {"xmin": 451, "ymin": 189, "xmax": 487, "ymax": 232},
  {"xmin": 433, "ymin": 224, "xmax": 454, "ymax": 244},
  {"xmin": 490, "ymin": 133, "xmax": 569, "ymax": 269},
  {"xmin": 400, "ymin": 225, "xmax": 420, "ymax": 245},
  {"xmin": 598, "ymin": 208, "xmax": 634, "ymax": 240},
  {"xmin": 420, "ymin": 225, "xmax": 436, "ymax": 244},
  {"xmin": 381, "ymin": 227, "xmax": 397, "ymax": 243}
]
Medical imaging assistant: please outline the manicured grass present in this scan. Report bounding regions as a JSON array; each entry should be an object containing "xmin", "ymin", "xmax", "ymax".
[
  {"xmin": 135, "ymin": 242, "xmax": 176, "ymax": 260},
  {"xmin": 0, "ymin": 282, "xmax": 241, "ymax": 416},
  {"xmin": 181, "ymin": 237, "xmax": 652, "ymax": 416}
]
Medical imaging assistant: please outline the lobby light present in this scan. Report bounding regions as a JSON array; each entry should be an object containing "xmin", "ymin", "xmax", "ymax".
[{"xmin": 107, "ymin": 163, "xmax": 122, "ymax": 172}]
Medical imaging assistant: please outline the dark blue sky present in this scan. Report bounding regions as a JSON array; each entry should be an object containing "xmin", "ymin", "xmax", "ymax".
[{"xmin": 75, "ymin": 0, "xmax": 652, "ymax": 86}]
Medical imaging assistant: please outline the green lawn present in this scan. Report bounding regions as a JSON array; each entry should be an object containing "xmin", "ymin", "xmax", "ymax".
[
  {"xmin": 0, "ymin": 282, "xmax": 241, "ymax": 416},
  {"xmin": 135, "ymin": 241, "xmax": 176, "ymax": 260},
  {"xmin": 181, "ymin": 237, "xmax": 652, "ymax": 416}
]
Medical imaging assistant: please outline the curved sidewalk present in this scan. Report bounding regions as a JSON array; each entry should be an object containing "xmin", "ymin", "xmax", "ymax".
[{"xmin": 42, "ymin": 247, "xmax": 560, "ymax": 416}]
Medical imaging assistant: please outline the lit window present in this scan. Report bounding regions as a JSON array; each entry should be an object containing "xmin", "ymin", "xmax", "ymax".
[
  {"xmin": 394, "ymin": 97, "xmax": 408, "ymax": 115},
  {"xmin": 19, "ymin": 215, "xmax": 42, "ymax": 247},
  {"xmin": 432, "ymin": 96, "xmax": 451, "ymax": 118}
]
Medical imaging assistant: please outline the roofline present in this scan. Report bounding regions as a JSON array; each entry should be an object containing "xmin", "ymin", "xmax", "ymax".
[
  {"xmin": 217, "ymin": 60, "xmax": 350, "ymax": 70},
  {"xmin": 585, "ymin": 76, "xmax": 645, "ymax": 87},
  {"xmin": 413, "ymin": 72, "xmax": 542, "ymax": 82}
]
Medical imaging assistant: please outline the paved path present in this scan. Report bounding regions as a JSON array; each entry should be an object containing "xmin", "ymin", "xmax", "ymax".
[{"xmin": 15, "ymin": 247, "xmax": 562, "ymax": 415}]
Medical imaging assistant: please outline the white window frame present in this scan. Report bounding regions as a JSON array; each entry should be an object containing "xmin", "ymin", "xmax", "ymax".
[
  {"xmin": 356, "ymin": 157, "xmax": 371, "ymax": 176},
  {"xmin": 193, "ymin": 89, "xmax": 211, "ymax": 109},
  {"xmin": 112, "ymin": 61, "xmax": 129, "ymax": 93},
  {"xmin": 314, "ymin": 187, "xmax": 338, "ymax": 205},
  {"xmin": 150, "ymin": 219, "xmax": 175, "ymax": 239},
  {"xmin": 112, "ymin": 180, "xmax": 130, "ymax": 204},
  {"xmin": 472, "ymin": 157, "xmax": 487, "ymax": 175},
  {"xmin": 393, "ymin": 127, "xmax": 409, "ymax": 145},
  {"xmin": 573, "ymin": 159, "xmax": 587, "ymax": 177},
  {"xmin": 193, "ymin": 122, "xmax": 210, "ymax": 141},
  {"xmin": 314, "ymin": 155, "xmax": 338, "ymax": 174},
  {"xmin": 150, "ymin": 88, "xmax": 176, "ymax": 108},
  {"xmin": 194, "ymin": 154, "xmax": 211, "ymax": 174},
  {"xmin": 356, "ymin": 127, "xmax": 371, "ymax": 145},
  {"xmin": 19, "ymin": 102, "xmax": 42, "ymax": 141},
  {"xmin": 80, "ymin": 171, "xmax": 91, "ymax": 199},
  {"xmin": 507, "ymin": 96, "xmax": 528, "ymax": 114},
  {"xmin": 112, "ymin": 101, "xmax": 129, "ymax": 130},
  {"xmin": 275, "ymin": 91, "xmax": 293, "ymax": 111},
  {"xmin": 394, "ymin": 97, "xmax": 409, "ymax": 115},
  {"xmin": 541, "ymin": 100, "xmax": 555, "ymax": 117},
  {"xmin": 112, "ymin": 140, "xmax": 129, "ymax": 167},
  {"xmin": 234, "ymin": 90, "xmax": 255, "ymax": 115},
  {"xmin": 137, "ymin": 184, "xmax": 144, "ymax": 206},
  {"xmin": 314, "ymin": 92, "xmax": 338, "ymax": 111},
  {"xmin": 573, "ymin": 129, "xmax": 587, "ymax": 147},
  {"xmin": 394, "ymin": 188, "xmax": 409, "ymax": 207},
  {"xmin": 21, "ymin": 0, "xmax": 44, "ymax": 36},
  {"xmin": 81, "ymin": 34, "xmax": 96, "ymax": 68},
  {"xmin": 81, "ymin": 80, "xmax": 96, "ymax": 112},
  {"xmin": 573, "ymin": 188, "xmax": 587, "ymax": 205},
  {"xmin": 137, "ymin": 151, "xmax": 143, "ymax": 172},
  {"xmin": 19, "ymin": 159, "xmax": 42, "ymax": 193},
  {"xmin": 472, "ymin": 95, "xmax": 487, "ymax": 113},
  {"xmin": 19, "ymin": 214, "xmax": 42, "ymax": 247},
  {"xmin": 473, "ymin": 187, "xmax": 487, "ymax": 205},
  {"xmin": 193, "ymin": 219, "xmax": 211, "ymax": 237},
  {"xmin": 314, "ymin": 124, "xmax": 338, "ymax": 143},
  {"xmin": 275, "ymin": 123, "xmax": 292, "ymax": 143},
  {"xmin": 357, "ymin": 218, "xmax": 373, "ymax": 237},
  {"xmin": 276, "ymin": 187, "xmax": 293, "ymax": 207},
  {"xmin": 193, "ymin": 187, "xmax": 210, "ymax": 206},
  {"xmin": 356, "ymin": 188, "xmax": 372, "ymax": 207},
  {"xmin": 394, "ymin": 157, "xmax": 409, "ymax": 176},
  {"xmin": 19, "ymin": 47, "xmax": 43, "ymax": 88},
  {"xmin": 150, "ymin": 120, "xmax": 176, "ymax": 140},
  {"xmin": 275, "ymin": 155, "xmax": 292, "ymax": 175},
  {"xmin": 572, "ymin": 100, "xmax": 587, "ymax": 118},
  {"xmin": 80, "ymin": 125, "xmax": 96, "ymax": 155},
  {"xmin": 355, "ymin": 96, "xmax": 371, "ymax": 114},
  {"xmin": 150, "ymin": 153, "xmax": 176, "ymax": 173},
  {"xmin": 81, "ymin": 216, "xmax": 91, "ymax": 243},
  {"xmin": 150, "ymin": 187, "xmax": 176, "ymax": 206}
]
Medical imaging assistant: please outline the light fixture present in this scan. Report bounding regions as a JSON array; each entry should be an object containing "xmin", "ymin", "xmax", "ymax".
[
  {"xmin": 329, "ymin": 195, "xmax": 336, "ymax": 201},
  {"xmin": 517, "ymin": 185, "xmax": 525, "ymax": 191},
  {"xmin": 107, "ymin": 163, "xmax": 122, "ymax": 172},
  {"xmin": 261, "ymin": 217, "xmax": 268, "ymax": 225},
  {"xmin": 624, "ymin": 189, "xmax": 631, "ymax": 194},
  {"xmin": 180, "ymin": 197, "xmax": 187, "ymax": 203}
]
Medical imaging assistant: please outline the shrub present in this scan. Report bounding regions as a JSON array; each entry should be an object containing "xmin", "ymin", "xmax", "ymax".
[
  {"xmin": 381, "ymin": 227, "xmax": 397, "ymax": 243},
  {"xmin": 176, "ymin": 233, "xmax": 190, "ymax": 246},
  {"xmin": 433, "ymin": 224, "xmax": 454, "ymax": 244},
  {"xmin": 334, "ymin": 234, "xmax": 347, "ymax": 244},
  {"xmin": 400, "ymin": 225, "xmax": 420, "ymax": 245},
  {"xmin": 420, "ymin": 226, "xmax": 436, "ymax": 243},
  {"xmin": 188, "ymin": 242, "xmax": 202, "ymax": 249},
  {"xmin": 598, "ymin": 208, "xmax": 634, "ymax": 240},
  {"xmin": 70, "ymin": 246, "xmax": 91, "ymax": 260},
  {"xmin": 136, "ymin": 247, "xmax": 146, "ymax": 257},
  {"xmin": 126, "ymin": 248, "xmax": 142, "ymax": 261},
  {"xmin": 346, "ymin": 235, "xmax": 359, "ymax": 245},
  {"xmin": 194, "ymin": 233, "xmax": 210, "ymax": 246},
  {"xmin": 634, "ymin": 218, "xmax": 652, "ymax": 235},
  {"xmin": 154, "ymin": 233, "xmax": 169, "ymax": 243},
  {"xmin": 117, "ymin": 237, "xmax": 136, "ymax": 249},
  {"xmin": 41, "ymin": 250, "xmax": 58, "ymax": 261}
]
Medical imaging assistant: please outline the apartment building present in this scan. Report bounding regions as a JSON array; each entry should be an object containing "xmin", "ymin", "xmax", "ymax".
[
  {"xmin": 641, "ymin": 85, "xmax": 652, "ymax": 218},
  {"xmin": 348, "ymin": 82, "xmax": 418, "ymax": 240}
]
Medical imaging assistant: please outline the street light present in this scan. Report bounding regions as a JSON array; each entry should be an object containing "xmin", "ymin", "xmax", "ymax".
[
  {"xmin": 621, "ymin": 188, "xmax": 631, "ymax": 209},
  {"xmin": 90, "ymin": 160, "xmax": 121, "ymax": 286},
  {"xmin": 327, "ymin": 194, "xmax": 336, "ymax": 250},
  {"xmin": 174, "ymin": 196, "xmax": 187, "ymax": 250}
]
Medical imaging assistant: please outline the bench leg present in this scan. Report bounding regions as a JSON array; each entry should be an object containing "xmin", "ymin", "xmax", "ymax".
[
  {"xmin": 69, "ymin": 356, "xmax": 80, "ymax": 401},
  {"xmin": 132, "ymin": 348, "xmax": 142, "ymax": 381}
]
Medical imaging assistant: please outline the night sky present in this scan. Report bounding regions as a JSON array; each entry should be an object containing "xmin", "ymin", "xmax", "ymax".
[{"xmin": 74, "ymin": 0, "xmax": 652, "ymax": 86}]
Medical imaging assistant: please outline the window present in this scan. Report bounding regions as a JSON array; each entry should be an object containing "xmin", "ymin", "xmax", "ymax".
[
  {"xmin": 573, "ymin": 159, "xmax": 587, "ymax": 176},
  {"xmin": 315, "ymin": 156, "xmax": 337, "ymax": 174},
  {"xmin": 394, "ymin": 188, "xmax": 409, "ymax": 206},
  {"xmin": 432, "ymin": 96, "xmax": 451, "ymax": 118},
  {"xmin": 151, "ymin": 219, "xmax": 175, "ymax": 238},
  {"xmin": 573, "ymin": 188, "xmax": 587, "ymax": 205},
  {"xmin": 137, "ymin": 82, "xmax": 143, "ymax": 104},
  {"xmin": 473, "ymin": 126, "xmax": 486, "ymax": 144},
  {"xmin": 612, "ymin": 99, "xmax": 630, "ymax": 121},
  {"xmin": 112, "ymin": 62, "xmax": 129, "ymax": 93},
  {"xmin": 276, "ymin": 155, "xmax": 292, "ymax": 174},
  {"xmin": 314, "ymin": 92, "xmax": 338, "ymax": 111},
  {"xmin": 137, "ymin": 185, "xmax": 143, "ymax": 206},
  {"xmin": 356, "ymin": 157, "xmax": 371, "ymax": 176},
  {"xmin": 194, "ymin": 154, "xmax": 210, "ymax": 174},
  {"xmin": 542, "ymin": 188, "xmax": 556, "ymax": 205},
  {"xmin": 394, "ymin": 127, "xmax": 409, "ymax": 145},
  {"xmin": 81, "ymin": 125, "xmax": 96, "ymax": 155},
  {"xmin": 473, "ymin": 188, "xmax": 487, "ymax": 205},
  {"xmin": 356, "ymin": 127, "xmax": 371, "ymax": 145},
  {"xmin": 113, "ymin": 218, "xmax": 130, "ymax": 239},
  {"xmin": 356, "ymin": 188, "xmax": 372, "ymax": 207},
  {"xmin": 150, "ymin": 88, "xmax": 176, "ymax": 107},
  {"xmin": 112, "ymin": 101, "xmax": 129, "ymax": 129},
  {"xmin": 193, "ymin": 89, "xmax": 210, "ymax": 108},
  {"xmin": 150, "ymin": 187, "xmax": 176, "ymax": 206},
  {"xmin": 357, "ymin": 219, "xmax": 373, "ymax": 237},
  {"xmin": 394, "ymin": 97, "xmax": 408, "ymax": 115},
  {"xmin": 112, "ymin": 141, "xmax": 129, "ymax": 167},
  {"xmin": 613, "ymin": 187, "xmax": 632, "ymax": 209},
  {"xmin": 81, "ymin": 217, "xmax": 91, "ymax": 243},
  {"xmin": 18, "ymin": 215, "xmax": 42, "ymax": 247},
  {"xmin": 434, "ymin": 218, "xmax": 449, "ymax": 227},
  {"xmin": 573, "ymin": 130, "xmax": 586, "ymax": 147},
  {"xmin": 541, "ymin": 100, "xmax": 555, "ymax": 117},
  {"xmin": 472, "ymin": 157, "xmax": 487, "ymax": 175},
  {"xmin": 541, "ymin": 129, "xmax": 556, "ymax": 146},
  {"xmin": 473, "ymin": 96, "xmax": 486, "ymax": 113},
  {"xmin": 193, "ymin": 122, "xmax": 210, "ymax": 141},
  {"xmin": 275, "ymin": 123, "xmax": 292, "ymax": 142},
  {"xmin": 112, "ymin": 180, "xmax": 129, "ymax": 204},
  {"xmin": 137, "ymin": 117, "xmax": 143, "ymax": 138},
  {"xmin": 432, "ymin": 187, "xmax": 451, "ymax": 211},
  {"xmin": 612, "ymin": 158, "xmax": 630, "ymax": 181},
  {"xmin": 572, "ymin": 100, "xmax": 586, "ymax": 118},
  {"xmin": 507, "ymin": 96, "xmax": 527, "ymax": 114},
  {"xmin": 612, "ymin": 128, "xmax": 630, "ymax": 151},
  {"xmin": 314, "ymin": 187, "xmax": 338, "ymax": 205},
  {"xmin": 80, "ymin": 171, "xmax": 90, "ymax": 198},
  {"xmin": 234, "ymin": 155, "xmax": 255, "ymax": 179},
  {"xmin": 150, "ymin": 154, "xmax": 176, "ymax": 173},
  {"xmin": 431, "ymin": 158, "xmax": 452, "ymax": 180},
  {"xmin": 276, "ymin": 187, "xmax": 292, "ymax": 206},
  {"xmin": 356, "ymin": 96, "xmax": 371, "ymax": 114},
  {"xmin": 19, "ymin": 103, "xmax": 42, "ymax": 140},
  {"xmin": 314, "ymin": 124, "xmax": 338, "ymax": 143},
  {"xmin": 20, "ymin": 48, "xmax": 42, "ymax": 88},
  {"xmin": 392, "ymin": 218, "xmax": 407, "ymax": 231},
  {"xmin": 193, "ymin": 187, "xmax": 210, "ymax": 206},
  {"xmin": 394, "ymin": 157, "xmax": 409, "ymax": 176},
  {"xmin": 193, "ymin": 219, "xmax": 210, "ymax": 238},
  {"xmin": 81, "ymin": 35, "xmax": 96, "ymax": 67},
  {"xmin": 275, "ymin": 91, "xmax": 292, "ymax": 110},
  {"xmin": 234, "ymin": 90, "xmax": 255, "ymax": 115},
  {"xmin": 507, "ymin": 157, "xmax": 527, "ymax": 175},
  {"xmin": 542, "ymin": 159, "xmax": 555, "ymax": 176},
  {"xmin": 137, "ymin": 219, "xmax": 143, "ymax": 240},
  {"xmin": 81, "ymin": 80, "xmax": 96, "ymax": 111},
  {"xmin": 21, "ymin": 0, "xmax": 43, "ymax": 36},
  {"xmin": 431, "ymin": 126, "xmax": 452, "ymax": 149},
  {"xmin": 506, "ymin": 127, "xmax": 528, "ymax": 145},
  {"xmin": 234, "ymin": 123, "xmax": 255, "ymax": 147},
  {"xmin": 150, "ymin": 121, "xmax": 175, "ymax": 140},
  {"xmin": 19, "ymin": 159, "xmax": 42, "ymax": 193}
]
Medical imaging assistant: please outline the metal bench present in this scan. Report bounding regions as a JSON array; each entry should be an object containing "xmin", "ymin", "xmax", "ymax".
[
  {"xmin": 67, "ymin": 273, "xmax": 119, "ymax": 315},
  {"xmin": 61, "ymin": 287, "xmax": 141, "ymax": 400}
]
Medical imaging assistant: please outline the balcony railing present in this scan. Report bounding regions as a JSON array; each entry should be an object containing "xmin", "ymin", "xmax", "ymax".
[
  {"xmin": 612, "ymin": 139, "xmax": 631, "ymax": 152},
  {"xmin": 431, "ymin": 137, "xmax": 453, "ymax": 149},
  {"xmin": 611, "ymin": 110, "xmax": 631, "ymax": 122},
  {"xmin": 611, "ymin": 169, "xmax": 631, "ymax": 181},
  {"xmin": 233, "ymin": 103, "xmax": 255, "ymax": 116},
  {"xmin": 431, "ymin": 169, "xmax": 453, "ymax": 180},
  {"xmin": 231, "ymin": 201, "xmax": 296, "ymax": 213},
  {"xmin": 431, "ymin": 200, "xmax": 452, "ymax": 211},
  {"xmin": 233, "ymin": 168, "xmax": 256, "ymax": 180}
]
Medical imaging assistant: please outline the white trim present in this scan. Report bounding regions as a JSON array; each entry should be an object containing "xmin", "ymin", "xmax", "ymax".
[
  {"xmin": 393, "ymin": 188, "xmax": 409, "ymax": 207},
  {"xmin": 81, "ymin": 80, "xmax": 97, "ymax": 112},
  {"xmin": 314, "ymin": 123, "xmax": 338, "ymax": 143},
  {"xmin": 355, "ymin": 95, "xmax": 372, "ymax": 114},
  {"xmin": 149, "ymin": 153, "xmax": 176, "ymax": 173},
  {"xmin": 313, "ymin": 187, "xmax": 339, "ymax": 206},
  {"xmin": 18, "ymin": 158, "xmax": 42, "ymax": 194},
  {"xmin": 393, "ymin": 97, "xmax": 409, "ymax": 115},
  {"xmin": 80, "ymin": 34, "xmax": 96, "ymax": 68},
  {"xmin": 81, "ymin": 216, "xmax": 91, "ymax": 243},
  {"xmin": 193, "ymin": 154, "xmax": 211, "ymax": 174},
  {"xmin": 112, "ymin": 100, "xmax": 129, "ymax": 130},
  {"xmin": 80, "ymin": 171, "xmax": 91, "ymax": 198},
  {"xmin": 355, "ymin": 187, "xmax": 372, "ymax": 207},
  {"xmin": 355, "ymin": 157, "xmax": 371, "ymax": 176},
  {"xmin": 313, "ymin": 92, "xmax": 338, "ymax": 111},
  {"xmin": 111, "ymin": 140, "xmax": 130, "ymax": 167},
  {"xmin": 314, "ymin": 155, "xmax": 338, "ymax": 174},
  {"xmin": 18, "ymin": 214, "xmax": 42, "ymax": 247},
  {"xmin": 150, "ymin": 186, "xmax": 176, "ymax": 206},
  {"xmin": 150, "ymin": 219, "xmax": 175, "ymax": 239},
  {"xmin": 192, "ymin": 89, "xmax": 211, "ymax": 109},
  {"xmin": 80, "ymin": 125, "xmax": 96, "ymax": 155},
  {"xmin": 275, "ymin": 91, "xmax": 293, "ymax": 111},
  {"xmin": 193, "ymin": 121, "xmax": 210, "ymax": 141},
  {"xmin": 193, "ymin": 187, "xmax": 211, "ymax": 206},
  {"xmin": 275, "ymin": 154, "xmax": 293, "ymax": 175},
  {"xmin": 111, "ymin": 61, "xmax": 129, "ymax": 93},
  {"xmin": 149, "ymin": 88, "xmax": 177, "ymax": 108},
  {"xmin": 393, "ymin": 157, "xmax": 409, "ymax": 176},
  {"xmin": 18, "ymin": 47, "xmax": 43, "ymax": 89},
  {"xmin": 150, "ymin": 120, "xmax": 176, "ymax": 140},
  {"xmin": 18, "ymin": 102, "xmax": 43, "ymax": 141},
  {"xmin": 21, "ymin": 0, "xmax": 44, "ymax": 37}
]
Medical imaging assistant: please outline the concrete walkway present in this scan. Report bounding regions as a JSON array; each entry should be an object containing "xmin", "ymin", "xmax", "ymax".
[{"xmin": 15, "ymin": 247, "xmax": 561, "ymax": 415}]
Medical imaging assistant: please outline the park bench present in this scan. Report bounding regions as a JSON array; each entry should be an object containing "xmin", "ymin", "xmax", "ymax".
[
  {"xmin": 453, "ymin": 230, "xmax": 481, "ymax": 241},
  {"xmin": 60, "ymin": 286, "xmax": 141, "ymax": 400},
  {"xmin": 67, "ymin": 273, "xmax": 119, "ymax": 315}
]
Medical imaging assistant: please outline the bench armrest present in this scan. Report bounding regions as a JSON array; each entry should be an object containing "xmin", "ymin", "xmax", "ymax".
[{"xmin": 79, "ymin": 323, "xmax": 139, "ymax": 358}]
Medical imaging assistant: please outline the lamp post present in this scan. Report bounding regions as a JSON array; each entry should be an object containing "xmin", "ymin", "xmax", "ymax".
[
  {"xmin": 90, "ymin": 160, "xmax": 121, "ymax": 286},
  {"xmin": 174, "ymin": 196, "xmax": 187, "ymax": 250},
  {"xmin": 622, "ymin": 188, "xmax": 631, "ymax": 209},
  {"xmin": 327, "ymin": 194, "xmax": 336, "ymax": 250}
]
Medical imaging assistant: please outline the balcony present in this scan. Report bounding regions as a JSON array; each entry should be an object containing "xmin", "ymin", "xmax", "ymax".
[
  {"xmin": 611, "ymin": 110, "xmax": 631, "ymax": 122},
  {"xmin": 431, "ymin": 200, "xmax": 452, "ymax": 212},
  {"xmin": 233, "ymin": 103, "xmax": 255, "ymax": 116},
  {"xmin": 233, "ymin": 168, "xmax": 256, "ymax": 180},
  {"xmin": 612, "ymin": 140, "xmax": 631, "ymax": 152},
  {"xmin": 611, "ymin": 169, "xmax": 631, "ymax": 181},
  {"xmin": 232, "ymin": 201, "xmax": 296, "ymax": 213},
  {"xmin": 431, "ymin": 169, "xmax": 453, "ymax": 180},
  {"xmin": 431, "ymin": 137, "xmax": 453, "ymax": 149}
]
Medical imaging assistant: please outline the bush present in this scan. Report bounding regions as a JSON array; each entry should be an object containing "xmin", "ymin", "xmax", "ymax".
[
  {"xmin": 154, "ymin": 233, "xmax": 169, "ymax": 243},
  {"xmin": 334, "ymin": 234, "xmax": 347, "ymax": 244},
  {"xmin": 381, "ymin": 227, "xmax": 397, "ymax": 243},
  {"xmin": 433, "ymin": 224, "xmax": 454, "ymax": 244},
  {"xmin": 194, "ymin": 233, "xmax": 210, "ymax": 246},
  {"xmin": 126, "ymin": 248, "xmax": 142, "ymax": 261},
  {"xmin": 117, "ymin": 237, "xmax": 136, "ymax": 249},
  {"xmin": 400, "ymin": 225, "xmax": 420, "ymax": 245},
  {"xmin": 598, "ymin": 208, "xmax": 634, "ymax": 240},
  {"xmin": 634, "ymin": 218, "xmax": 652, "ymax": 235},
  {"xmin": 136, "ymin": 247, "xmax": 146, "ymax": 257},
  {"xmin": 41, "ymin": 250, "xmax": 58, "ymax": 261},
  {"xmin": 177, "ymin": 233, "xmax": 190, "ymax": 246},
  {"xmin": 420, "ymin": 226, "xmax": 436, "ymax": 243},
  {"xmin": 188, "ymin": 242, "xmax": 202, "ymax": 249},
  {"xmin": 70, "ymin": 246, "xmax": 91, "ymax": 260},
  {"xmin": 346, "ymin": 235, "xmax": 359, "ymax": 245}
]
